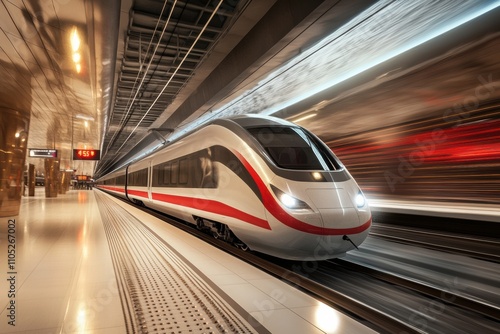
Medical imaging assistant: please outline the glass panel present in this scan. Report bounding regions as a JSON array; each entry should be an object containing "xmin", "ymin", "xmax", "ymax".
[
  {"xmin": 170, "ymin": 161, "xmax": 178, "ymax": 184},
  {"xmin": 247, "ymin": 126, "xmax": 330, "ymax": 170}
]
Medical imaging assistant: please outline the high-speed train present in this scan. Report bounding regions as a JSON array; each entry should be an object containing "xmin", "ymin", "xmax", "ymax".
[{"xmin": 96, "ymin": 115, "xmax": 371, "ymax": 260}]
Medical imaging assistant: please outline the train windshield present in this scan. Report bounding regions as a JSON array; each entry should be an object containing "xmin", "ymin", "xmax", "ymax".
[{"xmin": 246, "ymin": 126, "xmax": 339, "ymax": 170}]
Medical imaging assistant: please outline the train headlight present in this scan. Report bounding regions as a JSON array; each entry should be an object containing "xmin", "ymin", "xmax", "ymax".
[
  {"xmin": 271, "ymin": 185, "xmax": 311, "ymax": 210},
  {"xmin": 355, "ymin": 192, "xmax": 366, "ymax": 208}
]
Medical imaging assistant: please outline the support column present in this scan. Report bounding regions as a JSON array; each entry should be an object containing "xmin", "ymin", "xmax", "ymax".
[
  {"xmin": 58, "ymin": 170, "xmax": 70, "ymax": 194},
  {"xmin": 0, "ymin": 108, "xmax": 30, "ymax": 216},
  {"xmin": 44, "ymin": 158, "xmax": 59, "ymax": 198},
  {"xmin": 28, "ymin": 163, "xmax": 35, "ymax": 196}
]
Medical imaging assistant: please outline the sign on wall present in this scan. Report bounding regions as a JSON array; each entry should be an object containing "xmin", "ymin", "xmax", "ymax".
[{"xmin": 29, "ymin": 149, "xmax": 58, "ymax": 158}]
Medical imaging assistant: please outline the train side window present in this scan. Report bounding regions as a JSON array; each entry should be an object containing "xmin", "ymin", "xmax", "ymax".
[
  {"xmin": 200, "ymin": 148, "xmax": 216, "ymax": 188},
  {"xmin": 151, "ymin": 149, "xmax": 219, "ymax": 188},
  {"xmin": 152, "ymin": 165, "xmax": 160, "ymax": 187},
  {"xmin": 179, "ymin": 159, "xmax": 188, "ymax": 184},
  {"xmin": 170, "ymin": 161, "xmax": 179, "ymax": 185},
  {"xmin": 136, "ymin": 168, "xmax": 148, "ymax": 186},
  {"xmin": 163, "ymin": 163, "xmax": 171, "ymax": 185},
  {"xmin": 116, "ymin": 175, "xmax": 125, "ymax": 185}
]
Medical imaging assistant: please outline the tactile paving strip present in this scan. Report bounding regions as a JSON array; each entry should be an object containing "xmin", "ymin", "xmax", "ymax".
[{"xmin": 95, "ymin": 191, "xmax": 262, "ymax": 333}]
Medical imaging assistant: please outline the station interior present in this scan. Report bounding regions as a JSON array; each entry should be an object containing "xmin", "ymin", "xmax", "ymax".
[{"xmin": 0, "ymin": 1, "xmax": 499, "ymax": 333}]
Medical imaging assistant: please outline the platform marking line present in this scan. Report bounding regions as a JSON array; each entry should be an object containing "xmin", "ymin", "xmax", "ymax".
[{"xmin": 94, "ymin": 191, "xmax": 263, "ymax": 333}]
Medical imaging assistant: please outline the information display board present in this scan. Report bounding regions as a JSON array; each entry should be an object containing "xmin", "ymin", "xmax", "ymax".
[
  {"xmin": 73, "ymin": 149, "xmax": 101, "ymax": 160},
  {"xmin": 29, "ymin": 149, "xmax": 58, "ymax": 158}
]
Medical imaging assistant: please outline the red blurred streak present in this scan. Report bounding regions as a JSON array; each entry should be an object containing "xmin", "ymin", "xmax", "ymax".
[{"xmin": 332, "ymin": 119, "xmax": 500, "ymax": 164}]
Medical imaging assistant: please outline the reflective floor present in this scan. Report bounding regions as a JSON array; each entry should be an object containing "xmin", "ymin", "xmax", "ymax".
[
  {"xmin": 0, "ymin": 188, "xmax": 375, "ymax": 333},
  {"xmin": 0, "ymin": 188, "xmax": 125, "ymax": 333}
]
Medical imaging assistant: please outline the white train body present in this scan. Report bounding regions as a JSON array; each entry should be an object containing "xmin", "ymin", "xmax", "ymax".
[{"xmin": 97, "ymin": 115, "xmax": 371, "ymax": 260}]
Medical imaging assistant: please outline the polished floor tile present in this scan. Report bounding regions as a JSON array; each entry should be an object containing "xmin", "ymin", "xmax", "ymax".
[
  {"xmin": 0, "ymin": 188, "xmax": 125, "ymax": 334},
  {"xmin": 0, "ymin": 188, "xmax": 375, "ymax": 333}
]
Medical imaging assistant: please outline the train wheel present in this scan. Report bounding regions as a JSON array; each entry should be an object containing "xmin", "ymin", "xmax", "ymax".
[{"xmin": 196, "ymin": 217, "xmax": 205, "ymax": 230}]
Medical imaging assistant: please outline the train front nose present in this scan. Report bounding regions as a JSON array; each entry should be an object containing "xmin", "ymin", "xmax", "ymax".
[
  {"xmin": 307, "ymin": 188, "xmax": 360, "ymax": 225},
  {"xmin": 261, "ymin": 181, "xmax": 371, "ymax": 260},
  {"xmin": 306, "ymin": 187, "xmax": 371, "ymax": 246}
]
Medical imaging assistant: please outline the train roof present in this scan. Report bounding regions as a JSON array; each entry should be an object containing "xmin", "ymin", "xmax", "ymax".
[
  {"xmin": 98, "ymin": 115, "xmax": 298, "ymax": 178},
  {"xmin": 217, "ymin": 114, "xmax": 296, "ymax": 128}
]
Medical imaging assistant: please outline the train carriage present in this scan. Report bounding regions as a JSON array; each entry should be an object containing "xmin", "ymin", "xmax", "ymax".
[{"xmin": 96, "ymin": 115, "xmax": 371, "ymax": 260}]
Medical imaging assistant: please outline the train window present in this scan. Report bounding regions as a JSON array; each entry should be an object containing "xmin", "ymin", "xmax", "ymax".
[
  {"xmin": 246, "ymin": 126, "xmax": 336, "ymax": 170},
  {"xmin": 140, "ymin": 168, "xmax": 148, "ymax": 186},
  {"xmin": 163, "ymin": 163, "xmax": 171, "ymax": 185},
  {"xmin": 129, "ymin": 168, "xmax": 148, "ymax": 186},
  {"xmin": 151, "ymin": 163, "xmax": 168, "ymax": 187},
  {"xmin": 151, "ymin": 149, "xmax": 218, "ymax": 188},
  {"xmin": 116, "ymin": 175, "xmax": 126, "ymax": 185},
  {"xmin": 170, "ymin": 161, "xmax": 179, "ymax": 184},
  {"xmin": 179, "ymin": 159, "xmax": 188, "ymax": 184},
  {"xmin": 199, "ymin": 148, "xmax": 217, "ymax": 188}
]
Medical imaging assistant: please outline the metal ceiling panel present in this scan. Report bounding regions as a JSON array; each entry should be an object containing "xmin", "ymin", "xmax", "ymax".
[{"xmin": 96, "ymin": 0, "xmax": 252, "ymax": 175}]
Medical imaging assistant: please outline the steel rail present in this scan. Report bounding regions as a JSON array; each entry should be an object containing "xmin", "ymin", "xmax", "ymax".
[
  {"xmin": 333, "ymin": 258, "xmax": 500, "ymax": 323},
  {"xmin": 370, "ymin": 223, "xmax": 500, "ymax": 263}
]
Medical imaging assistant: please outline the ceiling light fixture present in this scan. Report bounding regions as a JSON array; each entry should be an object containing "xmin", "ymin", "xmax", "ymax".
[
  {"xmin": 292, "ymin": 113, "xmax": 317, "ymax": 123},
  {"xmin": 75, "ymin": 114, "xmax": 94, "ymax": 121},
  {"xmin": 70, "ymin": 27, "xmax": 80, "ymax": 52},
  {"xmin": 70, "ymin": 27, "xmax": 82, "ymax": 73},
  {"xmin": 72, "ymin": 53, "xmax": 81, "ymax": 63}
]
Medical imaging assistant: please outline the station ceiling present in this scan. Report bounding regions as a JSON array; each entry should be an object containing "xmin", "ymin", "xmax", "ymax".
[{"xmin": 1, "ymin": 0, "xmax": 499, "ymax": 178}]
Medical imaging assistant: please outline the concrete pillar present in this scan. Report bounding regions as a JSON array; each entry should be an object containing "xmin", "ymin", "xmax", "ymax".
[
  {"xmin": 0, "ymin": 108, "xmax": 30, "ymax": 216},
  {"xmin": 58, "ymin": 170, "xmax": 71, "ymax": 194},
  {"xmin": 44, "ymin": 158, "xmax": 59, "ymax": 198},
  {"xmin": 28, "ymin": 163, "xmax": 35, "ymax": 196},
  {"xmin": 65, "ymin": 171, "xmax": 72, "ymax": 192}
]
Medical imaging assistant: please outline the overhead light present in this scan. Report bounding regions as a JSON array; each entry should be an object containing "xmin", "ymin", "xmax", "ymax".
[
  {"xmin": 70, "ymin": 27, "xmax": 80, "ymax": 52},
  {"xmin": 75, "ymin": 114, "xmax": 94, "ymax": 121},
  {"xmin": 72, "ymin": 53, "xmax": 81, "ymax": 63},
  {"xmin": 193, "ymin": 2, "xmax": 500, "ymax": 122},
  {"xmin": 292, "ymin": 113, "xmax": 317, "ymax": 123},
  {"xmin": 76, "ymin": 63, "xmax": 81, "ymax": 73}
]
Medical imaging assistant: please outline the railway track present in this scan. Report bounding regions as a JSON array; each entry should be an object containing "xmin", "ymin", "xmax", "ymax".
[
  {"xmin": 299, "ymin": 258, "xmax": 500, "ymax": 334},
  {"xmin": 332, "ymin": 258, "xmax": 500, "ymax": 322},
  {"xmin": 369, "ymin": 222, "xmax": 500, "ymax": 263}
]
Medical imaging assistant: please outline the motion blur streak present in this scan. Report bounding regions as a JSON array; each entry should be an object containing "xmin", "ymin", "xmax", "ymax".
[
  {"xmin": 166, "ymin": 0, "xmax": 500, "ymax": 143},
  {"xmin": 334, "ymin": 119, "xmax": 500, "ymax": 163},
  {"xmin": 328, "ymin": 106, "xmax": 500, "ymax": 204}
]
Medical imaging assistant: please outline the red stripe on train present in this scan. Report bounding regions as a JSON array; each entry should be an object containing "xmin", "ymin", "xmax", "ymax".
[
  {"xmin": 151, "ymin": 192, "xmax": 271, "ymax": 230},
  {"xmin": 233, "ymin": 150, "xmax": 372, "ymax": 236}
]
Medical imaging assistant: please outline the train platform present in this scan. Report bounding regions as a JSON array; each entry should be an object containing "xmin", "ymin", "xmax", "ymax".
[
  {"xmin": 368, "ymin": 198, "xmax": 500, "ymax": 223},
  {"xmin": 0, "ymin": 187, "xmax": 375, "ymax": 334}
]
